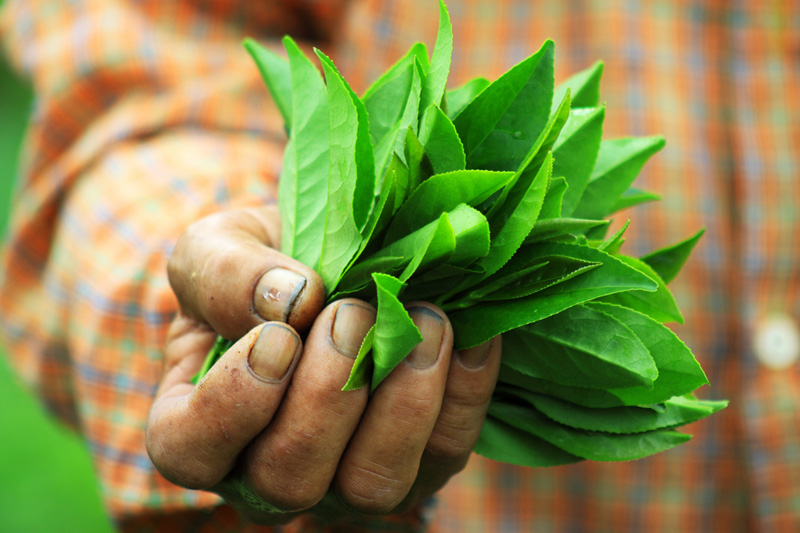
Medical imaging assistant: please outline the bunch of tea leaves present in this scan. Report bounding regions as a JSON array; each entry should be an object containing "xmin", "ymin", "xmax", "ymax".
[{"xmin": 196, "ymin": 1, "xmax": 726, "ymax": 467}]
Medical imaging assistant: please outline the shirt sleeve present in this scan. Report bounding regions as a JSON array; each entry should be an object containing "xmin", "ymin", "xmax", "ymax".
[{"xmin": 0, "ymin": 0, "xmax": 423, "ymax": 530}]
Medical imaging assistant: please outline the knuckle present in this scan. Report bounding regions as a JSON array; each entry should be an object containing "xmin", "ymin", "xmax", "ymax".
[
  {"xmin": 243, "ymin": 434, "xmax": 326, "ymax": 512},
  {"xmin": 337, "ymin": 462, "xmax": 413, "ymax": 515},
  {"xmin": 145, "ymin": 421, "xmax": 222, "ymax": 490}
]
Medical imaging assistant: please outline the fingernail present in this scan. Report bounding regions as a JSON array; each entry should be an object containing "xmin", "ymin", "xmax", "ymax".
[
  {"xmin": 458, "ymin": 339, "xmax": 492, "ymax": 369},
  {"xmin": 406, "ymin": 307, "xmax": 444, "ymax": 368},
  {"xmin": 331, "ymin": 303, "xmax": 376, "ymax": 357},
  {"xmin": 254, "ymin": 267, "xmax": 306, "ymax": 322},
  {"xmin": 248, "ymin": 324, "xmax": 300, "ymax": 382}
]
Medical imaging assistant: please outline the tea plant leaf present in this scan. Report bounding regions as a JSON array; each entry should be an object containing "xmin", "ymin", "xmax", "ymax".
[
  {"xmin": 552, "ymin": 60, "xmax": 604, "ymax": 111},
  {"xmin": 342, "ymin": 325, "xmax": 375, "ymax": 391},
  {"xmin": 601, "ymin": 255, "xmax": 684, "ymax": 324},
  {"xmin": 553, "ymin": 106, "xmax": 605, "ymax": 216},
  {"xmin": 475, "ymin": 415, "xmax": 582, "ymax": 467},
  {"xmin": 370, "ymin": 273, "xmax": 423, "ymax": 390},
  {"xmin": 454, "ymin": 40, "xmax": 554, "ymax": 171},
  {"xmin": 383, "ymin": 170, "xmax": 513, "ymax": 245},
  {"xmin": 279, "ymin": 37, "xmax": 330, "ymax": 267},
  {"xmin": 418, "ymin": 104, "xmax": 466, "ymax": 174},
  {"xmin": 641, "ymin": 228, "xmax": 705, "ymax": 284},
  {"xmin": 501, "ymin": 304, "xmax": 657, "ymax": 389},
  {"xmin": 446, "ymin": 76, "xmax": 490, "ymax": 119},
  {"xmin": 573, "ymin": 136, "xmax": 666, "ymax": 220},
  {"xmin": 244, "ymin": 38, "xmax": 292, "ymax": 130},
  {"xmin": 611, "ymin": 187, "xmax": 662, "ymax": 213},
  {"xmin": 420, "ymin": 0, "xmax": 453, "ymax": 117}
]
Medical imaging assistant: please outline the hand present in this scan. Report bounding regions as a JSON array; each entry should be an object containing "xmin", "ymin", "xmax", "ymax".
[{"xmin": 146, "ymin": 206, "xmax": 502, "ymax": 525}]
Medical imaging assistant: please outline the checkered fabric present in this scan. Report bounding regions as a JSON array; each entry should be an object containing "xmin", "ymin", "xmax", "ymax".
[{"xmin": 1, "ymin": 0, "xmax": 798, "ymax": 531}]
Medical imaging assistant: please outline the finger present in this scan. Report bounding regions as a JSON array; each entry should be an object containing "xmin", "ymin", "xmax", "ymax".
[
  {"xmin": 333, "ymin": 303, "xmax": 453, "ymax": 515},
  {"xmin": 167, "ymin": 206, "xmax": 325, "ymax": 339},
  {"xmin": 240, "ymin": 299, "xmax": 375, "ymax": 513},
  {"xmin": 146, "ymin": 320, "xmax": 302, "ymax": 490},
  {"xmin": 400, "ymin": 335, "xmax": 502, "ymax": 509}
]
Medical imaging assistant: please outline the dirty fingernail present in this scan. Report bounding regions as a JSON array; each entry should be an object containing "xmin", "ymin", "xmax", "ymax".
[
  {"xmin": 254, "ymin": 267, "xmax": 306, "ymax": 322},
  {"xmin": 406, "ymin": 307, "xmax": 444, "ymax": 368},
  {"xmin": 458, "ymin": 339, "xmax": 492, "ymax": 369},
  {"xmin": 332, "ymin": 303, "xmax": 376, "ymax": 357},
  {"xmin": 248, "ymin": 324, "xmax": 300, "ymax": 382}
]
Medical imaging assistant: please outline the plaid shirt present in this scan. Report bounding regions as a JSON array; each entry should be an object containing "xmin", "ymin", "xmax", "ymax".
[{"xmin": 1, "ymin": 0, "xmax": 799, "ymax": 531}]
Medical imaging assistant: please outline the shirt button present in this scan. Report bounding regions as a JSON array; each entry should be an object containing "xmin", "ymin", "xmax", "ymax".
[{"xmin": 753, "ymin": 314, "xmax": 800, "ymax": 370}]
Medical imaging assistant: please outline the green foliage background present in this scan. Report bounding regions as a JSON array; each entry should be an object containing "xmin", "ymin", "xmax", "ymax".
[{"xmin": 0, "ymin": 20, "xmax": 112, "ymax": 532}]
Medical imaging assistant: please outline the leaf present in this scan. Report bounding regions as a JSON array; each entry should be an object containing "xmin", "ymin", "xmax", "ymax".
[
  {"xmin": 454, "ymin": 40, "xmax": 555, "ymax": 171},
  {"xmin": 525, "ymin": 218, "xmax": 609, "ymax": 243},
  {"xmin": 244, "ymin": 38, "xmax": 292, "ymax": 130},
  {"xmin": 279, "ymin": 37, "xmax": 330, "ymax": 267},
  {"xmin": 475, "ymin": 415, "xmax": 582, "ymax": 467},
  {"xmin": 598, "ymin": 219, "xmax": 629, "ymax": 255},
  {"xmin": 447, "ymin": 204, "xmax": 491, "ymax": 266},
  {"xmin": 641, "ymin": 228, "xmax": 705, "ymax": 284},
  {"xmin": 420, "ymin": 0, "xmax": 453, "ymax": 117},
  {"xmin": 611, "ymin": 187, "xmax": 662, "ymax": 213},
  {"xmin": 315, "ymin": 50, "xmax": 370, "ymax": 290},
  {"xmin": 501, "ymin": 304, "xmax": 658, "ymax": 389},
  {"xmin": 368, "ymin": 56, "xmax": 424, "ymax": 180},
  {"xmin": 418, "ymin": 104, "xmax": 466, "ymax": 174},
  {"xmin": 506, "ymin": 388, "xmax": 728, "ymax": 434},
  {"xmin": 342, "ymin": 325, "xmax": 375, "ymax": 391},
  {"xmin": 552, "ymin": 60, "xmax": 604, "ymax": 112},
  {"xmin": 398, "ymin": 213, "xmax": 456, "ymax": 281},
  {"xmin": 370, "ymin": 274, "xmax": 423, "ymax": 390},
  {"xmin": 538, "ymin": 176, "xmax": 568, "ymax": 219},
  {"xmin": 449, "ymin": 242, "xmax": 657, "ymax": 349},
  {"xmin": 587, "ymin": 302, "xmax": 708, "ymax": 403},
  {"xmin": 572, "ymin": 136, "xmax": 666, "ymax": 220},
  {"xmin": 404, "ymin": 126, "xmax": 427, "ymax": 193},
  {"xmin": 456, "ymin": 153, "xmax": 551, "ymax": 291},
  {"xmin": 383, "ymin": 170, "xmax": 513, "ymax": 245},
  {"xmin": 446, "ymin": 76, "xmax": 490, "ymax": 119},
  {"xmin": 501, "ymin": 302, "xmax": 708, "ymax": 408},
  {"xmin": 402, "ymin": 263, "xmax": 484, "ymax": 302},
  {"xmin": 553, "ymin": 106, "xmax": 605, "ymax": 216},
  {"xmin": 488, "ymin": 400, "xmax": 691, "ymax": 462},
  {"xmin": 602, "ymin": 254, "xmax": 684, "ymax": 324},
  {"xmin": 486, "ymin": 91, "xmax": 570, "ymax": 222}
]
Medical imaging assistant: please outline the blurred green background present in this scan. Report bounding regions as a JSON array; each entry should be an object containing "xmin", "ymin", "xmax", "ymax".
[{"xmin": 0, "ymin": 15, "xmax": 113, "ymax": 533}]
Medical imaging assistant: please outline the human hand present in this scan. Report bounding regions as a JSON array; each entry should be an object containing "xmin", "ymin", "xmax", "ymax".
[{"xmin": 146, "ymin": 206, "xmax": 502, "ymax": 525}]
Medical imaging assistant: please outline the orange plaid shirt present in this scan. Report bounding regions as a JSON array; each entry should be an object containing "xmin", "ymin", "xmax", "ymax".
[{"xmin": 2, "ymin": 0, "xmax": 799, "ymax": 531}]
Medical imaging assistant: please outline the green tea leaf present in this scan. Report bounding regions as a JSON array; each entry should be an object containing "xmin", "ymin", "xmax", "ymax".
[
  {"xmin": 478, "ymin": 152, "xmax": 551, "ymax": 278},
  {"xmin": 601, "ymin": 254, "xmax": 684, "ymax": 324},
  {"xmin": 475, "ymin": 415, "xmax": 582, "ymax": 467},
  {"xmin": 553, "ymin": 106, "xmax": 605, "ymax": 216},
  {"xmin": 641, "ymin": 228, "xmax": 705, "ymax": 284},
  {"xmin": 538, "ymin": 176, "xmax": 568, "ymax": 219},
  {"xmin": 552, "ymin": 60, "xmax": 604, "ymax": 111},
  {"xmin": 446, "ymin": 76, "xmax": 490, "ymax": 119},
  {"xmin": 489, "ymin": 400, "xmax": 691, "ymax": 461},
  {"xmin": 371, "ymin": 273, "xmax": 423, "ymax": 390},
  {"xmin": 526, "ymin": 218, "xmax": 609, "ymax": 243},
  {"xmin": 419, "ymin": 0, "xmax": 453, "ymax": 116},
  {"xmin": 399, "ymin": 213, "xmax": 456, "ymax": 281},
  {"xmin": 404, "ymin": 126, "xmax": 427, "ymax": 193},
  {"xmin": 449, "ymin": 242, "xmax": 657, "ymax": 349},
  {"xmin": 383, "ymin": 169, "xmax": 513, "ymax": 245},
  {"xmin": 586, "ymin": 302, "xmax": 708, "ymax": 403},
  {"xmin": 501, "ymin": 304, "xmax": 657, "ymax": 389},
  {"xmin": 418, "ymin": 104, "xmax": 466, "ymax": 174},
  {"xmin": 598, "ymin": 219, "xmax": 629, "ymax": 255},
  {"xmin": 342, "ymin": 325, "xmax": 375, "ymax": 391},
  {"xmin": 244, "ymin": 38, "xmax": 292, "ymax": 130},
  {"xmin": 279, "ymin": 37, "xmax": 330, "ymax": 267},
  {"xmin": 611, "ymin": 187, "xmax": 662, "ymax": 213},
  {"xmin": 315, "ymin": 50, "xmax": 369, "ymax": 290},
  {"xmin": 573, "ymin": 136, "xmax": 666, "ymax": 220},
  {"xmin": 454, "ymin": 40, "xmax": 554, "ymax": 171},
  {"xmin": 447, "ymin": 204, "xmax": 491, "ymax": 266},
  {"xmin": 507, "ymin": 389, "xmax": 728, "ymax": 434}
]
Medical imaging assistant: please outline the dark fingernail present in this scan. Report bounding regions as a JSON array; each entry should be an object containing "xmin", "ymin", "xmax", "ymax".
[
  {"xmin": 332, "ymin": 303, "xmax": 376, "ymax": 357},
  {"xmin": 248, "ymin": 324, "xmax": 300, "ymax": 382},
  {"xmin": 458, "ymin": 339, "xmax": 492, "ymax": 369},
  {"xmin": 254, "ymin": 267, "xmax": 306, "ymax": 322},
  {"xmin": 406, "ymin": 307, "xmax": 444, "ymax": 368}
]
